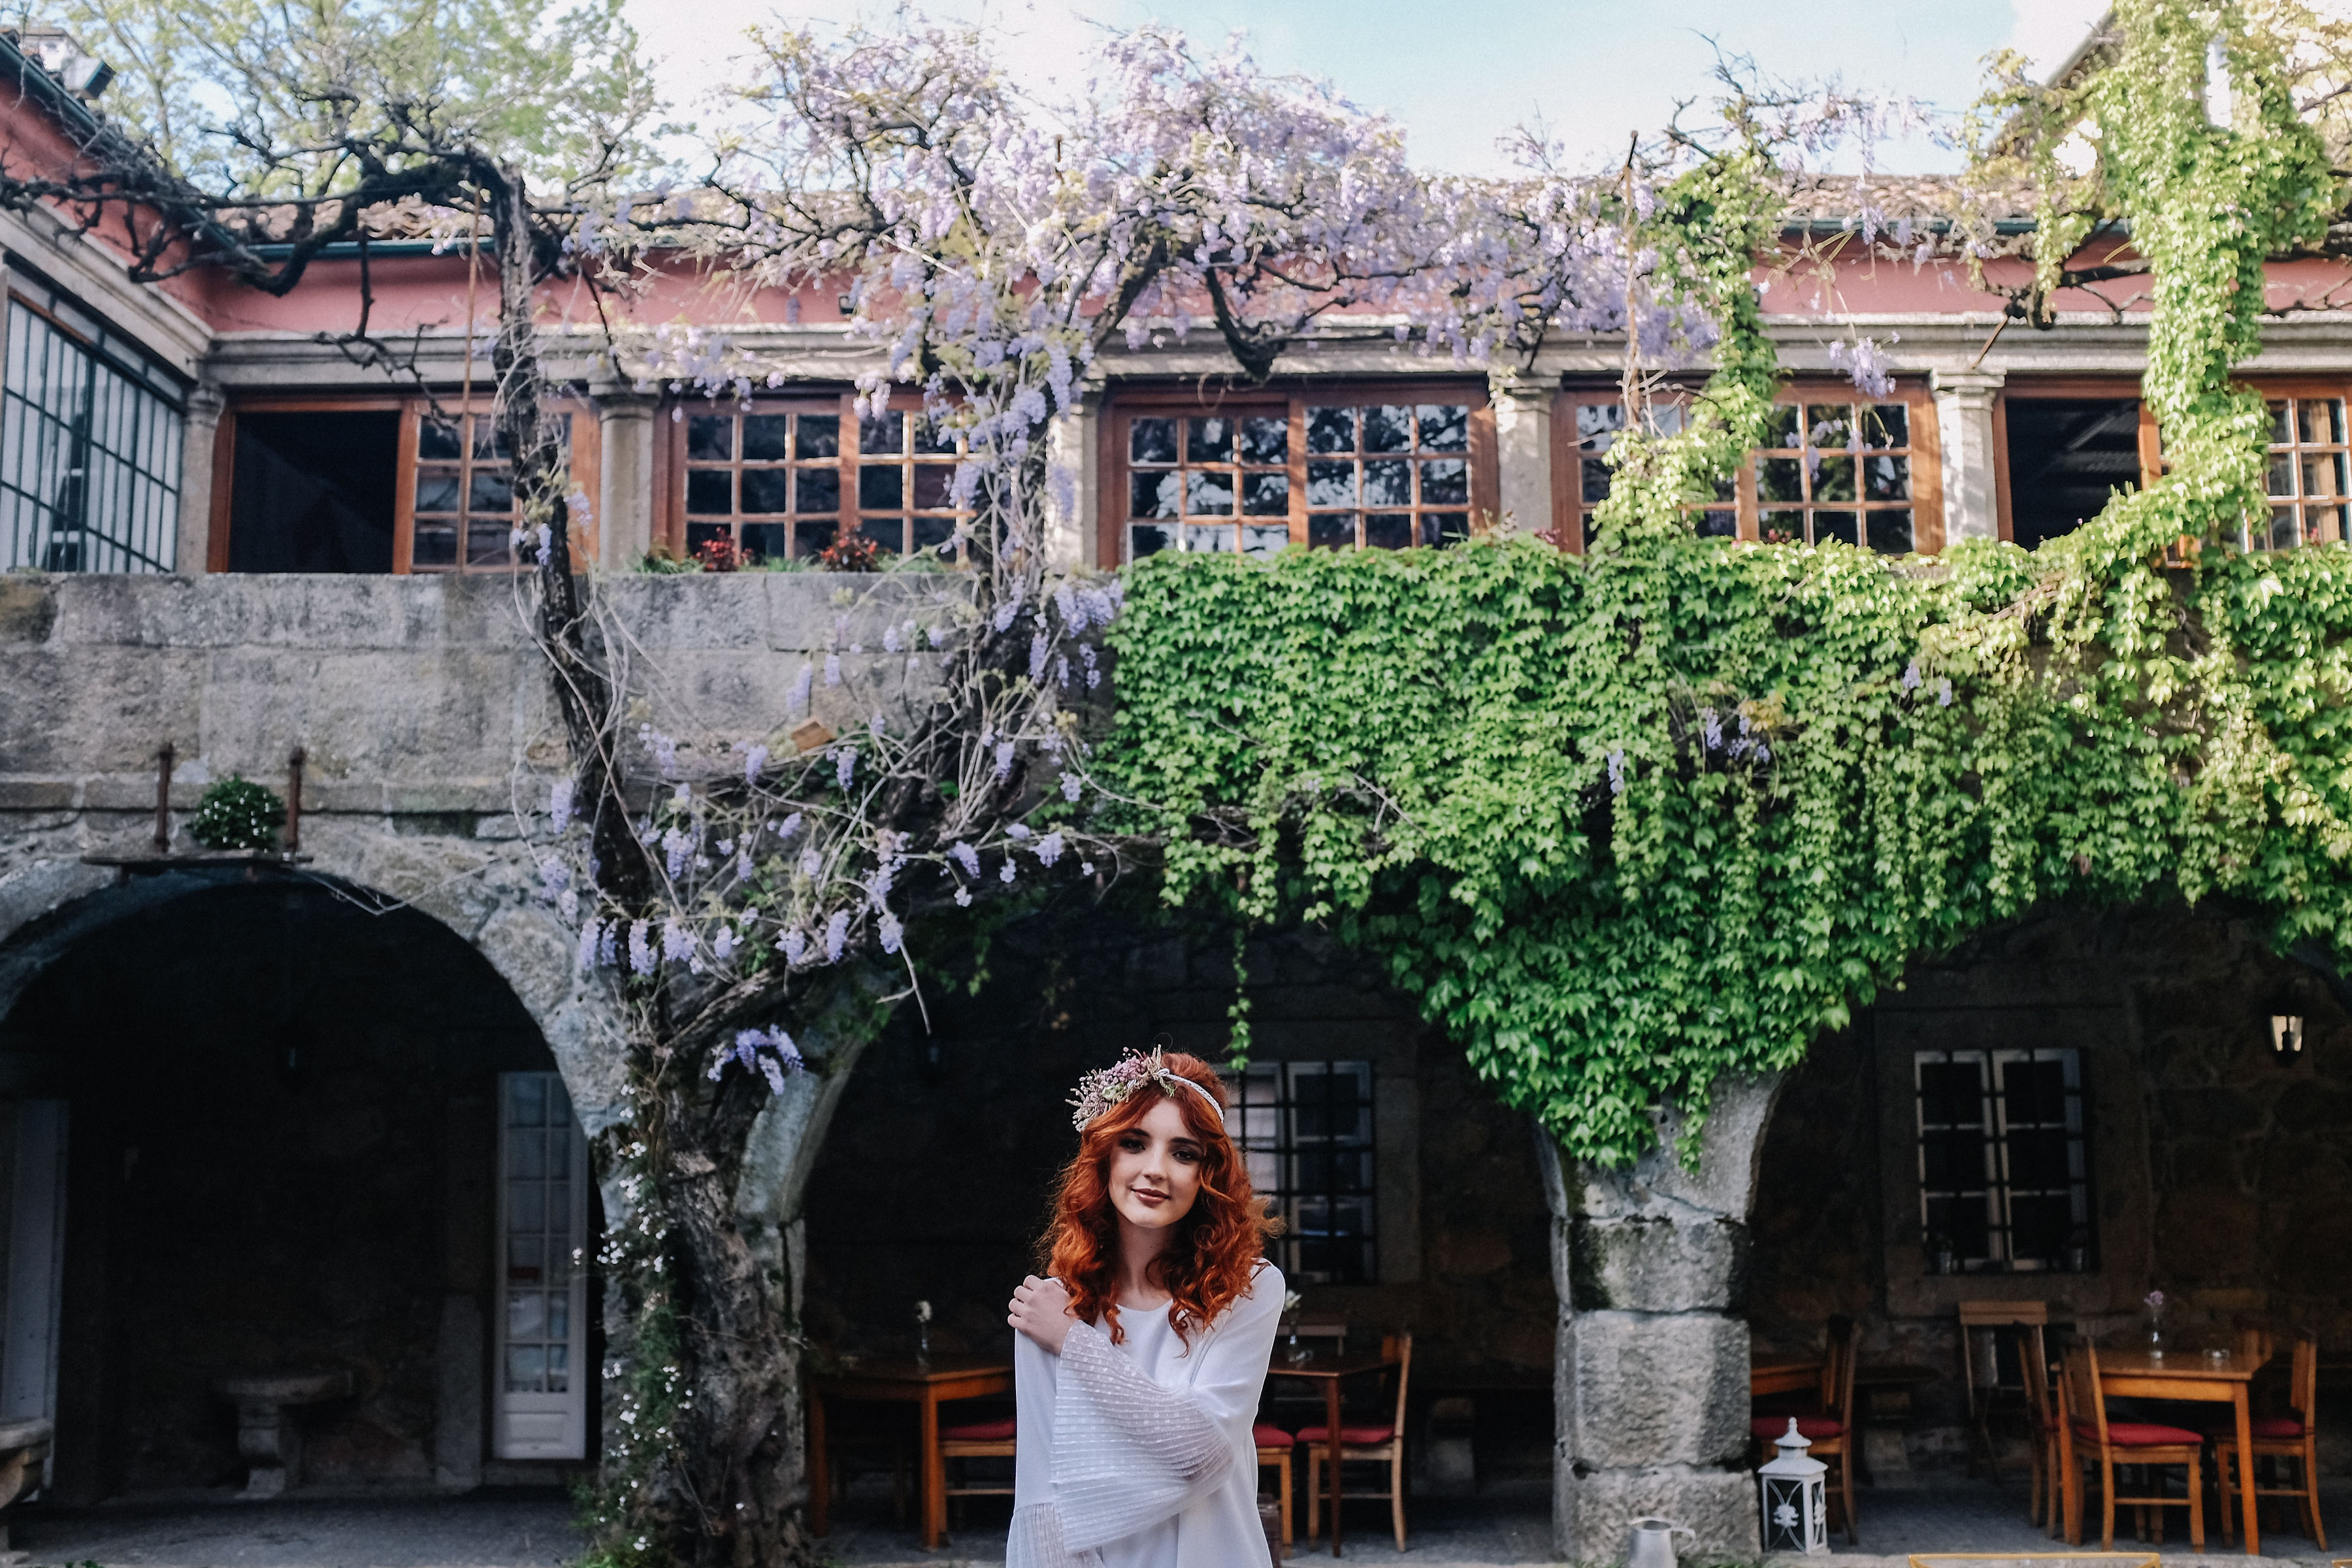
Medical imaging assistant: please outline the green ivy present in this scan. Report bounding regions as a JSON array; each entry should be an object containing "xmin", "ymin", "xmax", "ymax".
[{"xmin": 1100, "ymin": 0, "xmax": 2352, "ymax": 1166}]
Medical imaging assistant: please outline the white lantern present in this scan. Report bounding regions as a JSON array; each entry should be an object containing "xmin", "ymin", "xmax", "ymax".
[{"xmin": 1757, "ymin": 1417, "xmax": 1828, "ymax": 1555}]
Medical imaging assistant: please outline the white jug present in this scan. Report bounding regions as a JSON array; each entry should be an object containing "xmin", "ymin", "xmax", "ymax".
[{"xmin": 1627, "ymin": 1516, "xmax": 1693, "ymax": 1568}]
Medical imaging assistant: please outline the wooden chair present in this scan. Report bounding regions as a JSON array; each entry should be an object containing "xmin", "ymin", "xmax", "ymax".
[
  {"xmin": 939, "ymin": 1415, "xmax": 1015, "ymax": 1526},
  {"xmin": 1254, "ymin": 1424, "xmax": 1296, "ymax": 1548},
  {"xmin": 1960, "ymin": 1300, "xmax": 2050, "ymax": 1483},
  {"xmin": 2211, "ymin": 1330, "xmax": 2325, "ymax": 1549},
  {"xmin": 2055, "ymin": 1342, "xmax": 2204, "ymax": 1549},
  {"xmin": 821, "ymin": 1413, "xmax": 910, "ymax": 1528},
  {"xmin": 1748, "ymin": 1315, "xmax": 1859, "ymax": 1544},
  {"xmin": 2015, "ymin": 1322, "xmax": 2061, "ymax": 1535},
  {"xmin": 1303, "ymin": 1332, "xmax": 1412, "ymax": 1551}
]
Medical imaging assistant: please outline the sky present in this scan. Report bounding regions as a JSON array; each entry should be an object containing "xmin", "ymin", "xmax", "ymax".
[{"xmin": 618, "ymin": 0, "xmax": 2110, "ymax": 178}]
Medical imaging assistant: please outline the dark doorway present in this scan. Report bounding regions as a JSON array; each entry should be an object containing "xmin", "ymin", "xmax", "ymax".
[
  {"xmin": 228, "ymin": 412, "xmax": 399, "ymax": 573},
  {"xmin": 2003, "ymin": 399, "xmax": 2144, "ymax": 551}
]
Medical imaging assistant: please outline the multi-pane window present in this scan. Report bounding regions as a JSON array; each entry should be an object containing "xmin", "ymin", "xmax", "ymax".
[
  {"xmin": 2254, "ymin": 396, "xmax": 2349, "ymax": 550},
  {"xmin": 0, "ymin": 288, "xmax": 184, "ymax": 572},
  {"xmin": 1569, "ymin": 401, "xmax": 1736, "ymax": 545},
  {"xmin": 410, "ymin": 411, "xmax": 564, "ymax": 571},
  {"xmin": 1915, "ymin": 1048, "xmax": 2093, "ymax": 1273},
  {"xmin": 1756, "ymin": 401, "xmax": 1915, "ymax": 552},
  {"xmin": 678, "ymin": 397, "xmax": 967, "ymax": 564},
  {"xmin": 1109, "ymin": 388, "xmax": 1492, "ymax": 563},
  {"xmin": 1235, "ymin": 1061, "xmax": 1378, "ymax": 1285}
]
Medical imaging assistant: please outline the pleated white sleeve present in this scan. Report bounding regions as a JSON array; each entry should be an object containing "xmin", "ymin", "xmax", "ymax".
[{"xmin": 1005, "ymin": 1264, "xmax": 1284, "ymax": 1568}]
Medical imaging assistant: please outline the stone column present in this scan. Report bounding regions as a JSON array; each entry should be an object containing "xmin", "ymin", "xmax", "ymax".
[
  {"xmin": 1491, "ymin": 381, "xmax": 1556, "ymax": 538},
  {"xmin": 175, "ymin": 383, "xmax": 225, "ymax": 574},
  {"xmin": 1540, "ymin": 1074, "xmax": 1782, "ymax": 1562},
  {"xmin": 1931, "ymin": 368, "xmax": 2005, "ymax": 543},
  {"xmin": 591, "ymin": 383, "xmax": 659, "ymax": 570},
  {"xmin": 1043, "ymin": 391, "xmax": 1100, "ymax": 570}
]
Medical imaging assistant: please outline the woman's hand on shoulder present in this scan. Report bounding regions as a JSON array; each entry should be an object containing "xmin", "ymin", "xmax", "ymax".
[{"xmin": 1008, "ymin": 1275, "xmax": 1076, "ymax": 1355}]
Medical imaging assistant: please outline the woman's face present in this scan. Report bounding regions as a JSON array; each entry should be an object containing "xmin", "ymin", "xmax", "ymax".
[{"xmin": 1107, "ymin": 1095, "xmax": 1205, "ymax": 1233}]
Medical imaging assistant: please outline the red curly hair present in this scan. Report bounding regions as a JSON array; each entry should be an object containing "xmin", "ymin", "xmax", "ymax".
[{"xmin": 1040, "ymin": 1052, "xmax": 1277, "ymax": 1346}]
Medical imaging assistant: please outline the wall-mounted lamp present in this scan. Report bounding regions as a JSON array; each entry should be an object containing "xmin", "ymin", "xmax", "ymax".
[{"xmin": 2270, "ymin": 1013, "xmax": 2305, "ymax": 1058}]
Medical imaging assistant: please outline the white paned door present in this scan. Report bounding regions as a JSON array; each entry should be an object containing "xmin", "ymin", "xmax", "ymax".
[{"xmin": 493, "ymin": 1073, "xmax": 589, "ymax": 1460}]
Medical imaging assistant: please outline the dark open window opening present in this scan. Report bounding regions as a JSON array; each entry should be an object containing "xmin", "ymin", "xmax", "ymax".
[
  {"xmin": 2004, "ymin": 399, "xmax": 2143, "ymax": 551},
  {"xmin": 1915, "ymin": 1047, "xmax": 2095, "ymax": 1274},
  {"xmin": 1235, "ymin": 1060, "xmax": 1378, "ymax": 1284},
  {"xmin": 228, "ymin": 412, "xmax": 399, "ymax": 573}
]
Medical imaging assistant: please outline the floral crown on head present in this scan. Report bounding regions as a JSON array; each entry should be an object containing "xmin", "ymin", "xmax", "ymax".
[{"xmin": 1070, "ymin": 1044, "xmax": 1226, "ymax": 1133}]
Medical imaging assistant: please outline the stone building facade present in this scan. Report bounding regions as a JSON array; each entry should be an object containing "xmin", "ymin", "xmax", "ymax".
[{"xmin": 5, "ymin": 23, "xmax": 2352, "ymax": 1563}]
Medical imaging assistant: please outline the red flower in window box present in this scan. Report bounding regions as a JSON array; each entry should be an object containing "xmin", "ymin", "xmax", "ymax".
[
  {"xmin": 694, "ymin": 536, "xmax": 743, "ymax": 573},
  {"xmin": 816, "ymin": 534, "xmax": 881, "ymax": 572}
]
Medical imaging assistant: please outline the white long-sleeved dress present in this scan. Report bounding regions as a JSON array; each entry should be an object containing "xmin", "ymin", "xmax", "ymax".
[{"xmin": 1005, "ymin": 1261, "xmax": 1283, "ymax": 1568}]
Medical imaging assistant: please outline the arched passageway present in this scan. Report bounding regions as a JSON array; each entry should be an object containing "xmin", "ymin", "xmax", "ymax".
[
  {"xmin": 1744, "ymin": 903, "xmax": 2352, "ymax": 1544},
  {"xmin": 0, "ymin": 874, "xmax": 601, "ymax": 1503},
  {"xmin": 796, "ymin": 903, "xmax": 1561, "ymax": 1547}
]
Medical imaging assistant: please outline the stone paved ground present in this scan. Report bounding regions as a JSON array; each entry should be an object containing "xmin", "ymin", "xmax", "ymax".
[{"xmin": 12, "ymin": 1491, "xmax": 581, "ymax": 1568}]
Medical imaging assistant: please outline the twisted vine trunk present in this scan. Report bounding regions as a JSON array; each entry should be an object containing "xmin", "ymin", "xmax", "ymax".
[{"xmin": 480, "ymin": 161, "xmax": 829, "ymax": 1568}]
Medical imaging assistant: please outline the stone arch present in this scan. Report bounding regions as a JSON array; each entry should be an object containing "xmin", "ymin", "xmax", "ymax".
[{"xmin": 0, "ymin": 839, "xmax": 630, "ymax": 1135}]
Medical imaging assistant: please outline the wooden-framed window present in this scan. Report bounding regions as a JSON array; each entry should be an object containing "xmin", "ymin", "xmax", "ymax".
[
  {"xmin": 1556, "ymin": 380, "xmax": 1944, "ymax": 554},
  {"xmin": 1100, "ymin": 382, "xmax": 1496, "ymax": 564},
  {"xmin": 662, "ymin": 393, "xmax": 970, "ymax": 564},
  {"xmin": 1914, "ymin": 1047, "xmax": 2094, "ymax": 1275},
  {"xmin": 212, "ymin": 397, "xmax": 597, "ymax": 574},
  {"xmin": 2254, "ymin": 387, "xmax": 2350, "ymax": 551}
]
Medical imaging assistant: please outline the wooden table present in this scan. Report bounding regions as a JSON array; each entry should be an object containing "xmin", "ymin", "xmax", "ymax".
[
  {"xmin": 2091, "ymin": 1347, "xmax": 2262, "ymax": 1556},
  {"xmin": 1751, "ymin": 1355, "xmax": 1824, "ymax": 1398},
  {"xmin": 808, "ymin": 1356, "xmax": 1013, "ymax": 1550},
  {"xmin": 1267, "ymin": 1350, "xmax": 1400, "ymax": 1558}
]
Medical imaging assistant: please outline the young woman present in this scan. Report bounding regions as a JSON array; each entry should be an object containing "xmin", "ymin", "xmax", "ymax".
[{"xmin": 1004, "ymin": 1047, "xmax": 1283, "ymax": 1567}]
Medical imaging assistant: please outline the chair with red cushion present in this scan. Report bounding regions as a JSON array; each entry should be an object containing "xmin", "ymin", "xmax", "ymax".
[
  {"xmin": 2055, "ymin": 1342, "xmax": 2204, "ymax": 1549},
  {"xmin": 2210, "ymin": 1330, "xmax": 2325, "ymax": 1549},
  {"xmin": 1303, "ymin": 1333, "xmax": 1412, "ymax": 1550},
  {"xmin": 940, "ymin": 1413, "xmax": 1017, "ymax": 1524},
  {"xmin": 1253, "ymin": 1423, "xmax": 1296, "ymax": 1550},
  {"xmin": 1747, "ymin": 1315, "xmax": 1859, "ymax": 1543}
]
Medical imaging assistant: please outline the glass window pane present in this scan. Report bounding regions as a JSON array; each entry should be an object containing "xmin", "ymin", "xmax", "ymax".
[
  {"xmin": 912, "ymin": 465, "xmax": 956, "ymax": 510},
  {"xmin": 732, "ymin": 468, "xmax": 785, "ymax": 514},
  {"xmin": 508, "ymin": 1291, "xmax": 547, "ymax": 1340},
  {"xmin": 2302, "ymin": 399, "xmax": 2345, "ymax": 446},
  {"xmin": 1241, "ymin": 472, "xmax": 1288, "ymax": 515},
  {"xmin": 790, "ymin": 468, "xmax": 838, "ymax": 513},
  {"xmin": 1365, "ymin": 513, "xmax": 1413, "ymax": 549},
  {"xmin": 1422, "ymin": 512, "xmax": 1471, "ymax": 546},
  {"xmin": 1695, "ymin": 509, "xmax": 1737, "ymax": 538},
  {"xmin": 1308, "ymin": 513, "xmax": 1357, "ymax": 550},
  {"xmin": 2271, "ymin": 506, "xmax": 2300, "ymax": 550},
  {"xmin": 418, "ymin": 419, "xmax": 463, "ymax": 460},
  {"xmin": 2308, "ymin": 504, "xmax": 2347, "ymax": 544},
  {"xmin": 858, "ymin": 466, "xmax": 904, "ymax": 510},
  {"xmin": 794, "ymin": 519, "xmax": 838, "ymax": 557},
  {"xmin": 2304, "ymin": 453, "xmax": 2345, "ymax": 499},
  {"xmin": 911, "ymin": 515, "xmax": 958, "ymax": 553},
  {"xmin": 2272, "ymin": 400, "xmax": 2295, "ymax": 444},
  {"xmin": 1759, "ymin": 457, "xmax": 1805, "ymax": 504},
  {"xmin": 1420, "ymin": 458, "xmax": 1469, "ymax": 505},
  {"xmin": 1864, "ymin": 455, "xmax": 1910, "ymax": 501},
  {"xmin": 507, "ymin": 1129, "xmax": 547, "ymax": 1179},
  {"xmin": 505, "ymin": 1346, "xmax": 546, "ymax": 1392},
  {"xmin": 743, "ymin": 523, "xmax": 789, "ymax": 563},
  {"xmin": 687, "ymin": 465, "xmax": 729, "ymax": 515},
  {"xmin": 687, "ymin": 415, "xmax": 732, "ymax": 462},
  {"xmin": 858, "ymin": 517, "xmax": 903, "ymax": 555},
  {"xmin": 1362, "ymin": 459, "xmax": 1411, "ymax": 508},
  {"xmin": 1582, "ymin": 457, "xmax": 1611, "ymax": 504},
  {"xmin": 1761, "ymin": 404, "xmax": 1800, "ymax": 447},
  {"xmin": 1130, "ymin": 417, "xmax": 1178, "ymax": 465},
  {"xmin": 1867, "ymin": 509, "xmax": 1914, "ymax": 555},
  {"xmin": 1418, "ymin": 404, "xmax": 1469, "ymax": 451},
  {"xmin": 1130, "ymin": 470, "xmax": 1180, "ymax": 519},
  {"xmin": 912, "ymin": 417, "xmax": 957, "ymax": 456},
  {"xmin": 796, "ymin": 414, "xmax": 840, "ymax": 459},
  {"xmin": 1241, "ymin": 523, "xmax": 1289, "ymax": 555},
  {"xmin": 742, "ymin": 415, "xmax": 790, "ymax": 461},
  {"xmin": 1814, "ymin": 510, "xmax": 1859, "ymax": 547},
  {"xmin": 412, "ymin": 523, "xmax": 457, "ymax": 566},
  {"xmin": 414, "ymin": 471, "xmax": 461, "ymax": 514},
  {"xmin": 858, "ymin": 413, "xmax": 904, "ymax": 455},
  {"xmin": 1129, "ymin": 522, "xmax": 1172, "ymax": 558},
  {"xmin": 468, "ymin": 470, "xmax": 514, "ymax": 514},
  {"xmin": 1806, "ymin": 405, "xmax": 1855, "ymax": 448},
  {"xmin": 1362, "ymin": 404, "xmax": 1413, "ymax": 453},
  {"xmin": 1576, "ymin": 403, "xmax": 1624, "ymax": 453},
  {"xmin": 1181, "ymin": 522, "xmax": 1235, "ymax": 552},
  {"xmin": 1862, "ymin": 404, "xmax": 1908, "ymax": 449},
  {"xmin": 1239, "ymin": 416, "xmax": 1288, "ymax": 465},
  {"xmin": 2270, "ymin": 453, "xmax": 2297, "ymax": 497},
  {"xmin": 1305, "ymin": 406, "xmax": 1356, "ymax": 454},
  {"xmin": 1812, "ymin": 455, "xmax": 1856, "ymax": 503},
  {"xmin": 1187, "ymin": 417, "xmax": 1233, "ymax": 463},
  {"xmin": 1305, "ymin": 461, "xmax": 1356, "ymax": 508},
  {"xmin": 470, "ymin": 418, "xmax": 512, "ymax": 461},
  {"xmin": 1760, "ymin": 510, "xmax": 1803, "ymax": 544}
]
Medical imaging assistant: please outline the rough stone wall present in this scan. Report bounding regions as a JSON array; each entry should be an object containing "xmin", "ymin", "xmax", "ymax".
[
  {"xmin": 799, "ymin": 906, "xmax": 1559, "ymax": 1478},
  {"xmin": 1747, "ymin": 905, "xmax": 2352, "ymax": 1477}
]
